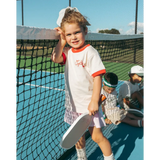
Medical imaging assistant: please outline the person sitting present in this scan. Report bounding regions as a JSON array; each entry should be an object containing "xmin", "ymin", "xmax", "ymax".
[
  {"xmin": 101, "ymin": 72, "xmax": 143, "ymax": 127},
  {"xmin": 118, "ymin": 65, "xmax": 144, "ymax": 110}
]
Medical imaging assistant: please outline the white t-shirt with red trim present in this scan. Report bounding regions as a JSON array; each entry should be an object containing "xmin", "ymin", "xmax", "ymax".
[{"xmin": 61, "ymin": 44, "xmax": 106, "ymax": 113}]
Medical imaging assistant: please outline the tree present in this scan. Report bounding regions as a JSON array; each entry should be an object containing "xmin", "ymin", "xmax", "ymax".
[{"xmin": 98, "ymin": 28, "xmax": 120, "ymax": 34}]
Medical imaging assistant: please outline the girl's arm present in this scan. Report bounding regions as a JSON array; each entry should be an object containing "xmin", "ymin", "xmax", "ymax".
[
  {"xmin": 88, "ymin": 75, "xmax": 102, "ymax": 115},
  {"xmin": 123, "ymin": 98, "xmax": 141, "ymax": 110},
  {"xmin": 51, "ymin": 27, "xmax": 66, "ymax": 63}
]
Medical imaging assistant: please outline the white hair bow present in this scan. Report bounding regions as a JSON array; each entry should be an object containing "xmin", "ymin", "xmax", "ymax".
[{"xmin": 56, "ymin": 6, "xmax": 79, "ymax": 27}]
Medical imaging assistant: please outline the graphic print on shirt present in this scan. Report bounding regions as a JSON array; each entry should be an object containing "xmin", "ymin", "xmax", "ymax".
[
  {"xmin": 63, "ymin": 45, "xmax": 106, "ymax": 113},
  {"xmin": 75, "ymin": 60, "xmax": 85, "ymax": 67}
]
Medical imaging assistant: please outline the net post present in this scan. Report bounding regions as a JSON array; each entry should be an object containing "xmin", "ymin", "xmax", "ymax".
[
  {"xmin": 135, "ymin": 0, "xmax": 138, "ymax": 34},
  {"xmin": 21, "ymin": 0, "xmax": 24, "ymax": 26},
  {"xmin": 69, "ymin": 0, "xmax": 71, "ymax": 7}
]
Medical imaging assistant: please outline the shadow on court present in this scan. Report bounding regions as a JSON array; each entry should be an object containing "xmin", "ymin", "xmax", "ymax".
[{"xmin": 88, "ymin": 123, "xmax": 143, "ymax": 160}]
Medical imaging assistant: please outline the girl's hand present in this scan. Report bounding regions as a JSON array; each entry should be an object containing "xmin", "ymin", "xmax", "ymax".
[
  {"xmin": 51, "ymin": 27, "xmax": 67, "ymax": 63},
  {"xmin": 123, "ymin": 97, "xmax": 129, "ymax": 105},
  {"xmin": 88, "ymin": 100, "xmax": 99, "ymax": 116},
  {"xmin": 54, "ymin": 27, "xmax": 67, "ymax": 47}
]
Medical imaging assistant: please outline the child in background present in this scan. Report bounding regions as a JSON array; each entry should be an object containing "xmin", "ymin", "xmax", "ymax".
[
  {"xmin": 51, "ymin": 7, "xmax": 115, "ymax": 160},
  {"xmin": 118, "ymin": 65, "xmax": 144, "ymax": 110},
  {"xmin": 102, "ymin": 72, "xmax": 143, "ymax": 127}
]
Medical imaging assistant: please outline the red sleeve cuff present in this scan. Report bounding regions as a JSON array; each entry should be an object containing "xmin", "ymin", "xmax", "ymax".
[
  {"xmin": 59, "ymin": 52, "xmax": 66, "ymax": 65},
  {"xmin": 92, "ymin": 69, "xmax": 106, "ymax": 77}
]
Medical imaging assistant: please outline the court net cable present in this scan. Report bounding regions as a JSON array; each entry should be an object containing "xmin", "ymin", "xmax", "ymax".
[{"xmin": 16, "ymin": 26, "xmax": 143, "ymax": 160}]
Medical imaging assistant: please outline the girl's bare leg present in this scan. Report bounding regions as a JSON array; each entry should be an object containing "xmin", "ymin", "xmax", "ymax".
[
  {"xmin": 75, "ymin": 134, "xmax": 85, "ymax": 149},
  {"xmin": 121, "ymin": 116, "xmax": 138, "ymax": 127},
  {"xmin": 75, "ymin": 134, "xmax": 87, "ymax": 159},
  {"xmin": 121, "ymin": 116, "xmax": 143, "ymax": 127},
  {"xmin": 127, "ymin": 113, "xmax": 143, "ymax": 120},
  {"xmin": 89, "ymin": 126, "xmax": 112, "ymax": 156}
]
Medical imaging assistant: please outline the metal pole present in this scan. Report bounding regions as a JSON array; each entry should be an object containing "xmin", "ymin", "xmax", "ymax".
[
  {"xmin": 134, "ymin": 0, "xmax": 138, "ymax": 63},
  {"xmin": 69, "ymin": 0, "xmax": 71, "ymax": 7},
  {"xmin": 21, "ymin": 0, "xmax": 24, "ymax": 25},
  {"xmin": 135, "ymin": 0, "xmax": 138, "ymax": 34}
]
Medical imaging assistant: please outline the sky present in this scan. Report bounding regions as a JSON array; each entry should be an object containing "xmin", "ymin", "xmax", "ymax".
[{"xmin": 16, "ymin": 0, "xmax": 144, "ymax": 35}]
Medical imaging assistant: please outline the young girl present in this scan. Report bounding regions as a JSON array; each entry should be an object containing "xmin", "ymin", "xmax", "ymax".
[
  {"xmin": 118, "ymin": 65, "xmax": 144, "ymax": 110},
  {"xmin": 101, "ymin": 72, "xmax": 143, "ymax": 127},
  {"xmin": 51, "ymin": 7, "xmax": 115, "ymax": 160}
]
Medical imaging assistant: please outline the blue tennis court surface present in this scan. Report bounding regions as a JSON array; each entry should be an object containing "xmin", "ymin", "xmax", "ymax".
[
  {"xmin": 17, "ymin": 69, "xmax": 68, "ymax": 159},
  {"xmin": 65, "ymin": 124, "xmax": 143, "ymax": 160},
  {"xmin": 17, "ymin": 69, "xmax": 143, "ymax": 160}
]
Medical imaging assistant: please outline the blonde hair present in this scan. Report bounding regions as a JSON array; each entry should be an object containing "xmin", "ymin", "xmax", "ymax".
[{"xmin": 61, "ymin": 8, "xmax": 90, "ymax": 32}]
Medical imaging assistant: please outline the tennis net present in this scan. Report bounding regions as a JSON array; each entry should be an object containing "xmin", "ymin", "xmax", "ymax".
[{"xmin": 16, "ymin": 26, "xmax": 143, "ymax": 160}]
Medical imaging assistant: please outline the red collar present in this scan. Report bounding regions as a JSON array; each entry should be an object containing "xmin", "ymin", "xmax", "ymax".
[{"xmin": 72, "ymin": 44, "xmax": 90, "ymax": 53}]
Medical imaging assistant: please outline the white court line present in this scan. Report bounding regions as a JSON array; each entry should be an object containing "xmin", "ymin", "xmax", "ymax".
[
  {"xmin": 18, "ymin": 68, "xmax": 64, "ymax": 75},
  {"xmin": 18, "ymin": 80, "xmax": 125, "ymax": 92},
  {"xmin": 17, "ymin": 82, "xmax": 65, "ymax": 91}
]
